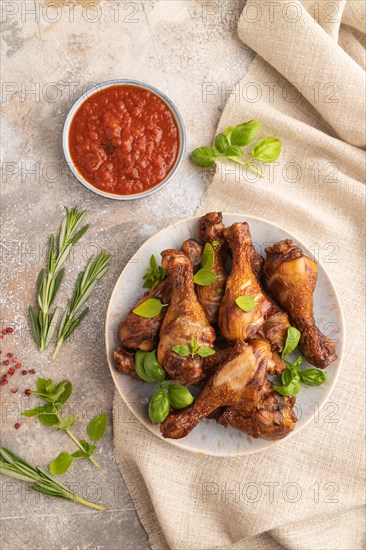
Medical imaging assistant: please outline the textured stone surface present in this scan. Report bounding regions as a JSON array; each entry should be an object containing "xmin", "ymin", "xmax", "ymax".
[{"xmin": 0, "ymin": 1, "xmax": 253, "ymax": 548}]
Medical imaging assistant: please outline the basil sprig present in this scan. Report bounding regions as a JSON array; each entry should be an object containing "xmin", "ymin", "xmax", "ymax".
[
  {"xmin": 172, "ymin": 338, "xmax": 215, "ymax": 358},
  {"xmin": 143, "ymin": 255, "xmax": 167, "ymax": 289},
  {"xmin": 133, "ymin": 350, "xmax": 195, "ymax": 423},
  {"xmin": 191, "ymin": 120, "xmax": 281, "ymax": 177},
  {"xmin": 193, "ymin": 243, "xmax": 218, "ymax": 287},
  {"xmin": 273, "ymin": 328, "xmax": 328, "ymax": 396},
  {"xmin": 21, "ymin": 378, "xmax": 108, "ymax": 474}
]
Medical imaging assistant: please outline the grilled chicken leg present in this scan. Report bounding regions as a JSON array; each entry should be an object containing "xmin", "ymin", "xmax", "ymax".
[
  {"xmin": 119, "ymin": 278, "xmax": 171, "ymax": 351},
  {"xmin": 219, "ymin": 223, "xmax": 271, "ymax": 341},
  {"xmin": 157, "ymin": 249, "xmax": 216, "ymax": 385},
  {"xmin": 264, "ymin": 240, "xmax": 337, "ymax": 368},
  {"xmin": 118, "ymin": 239, "xmax": 203, "ymax": 352},
  {"xmin": 196, "ymin": 212, "xmax": 228, "ymax": 324},
  {"xmin": 218, "ymin": 378, "xmax": 297, "ymax": 440},
  {"xmin": 161, "ymin": 339, "xmax": 271, "ymax": 439}
]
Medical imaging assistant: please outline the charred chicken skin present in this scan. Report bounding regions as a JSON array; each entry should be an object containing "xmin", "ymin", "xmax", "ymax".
[
  {"xmin": 114, "ymin": 347, "xmax": 139, "ymax": 379},
  {"xmin": 196, "ymin": 212, "xmax": 228, "ymax": 324},
  {"xmin": 161, "ymin": 339, "xmax": 272, "ymax": 439},
  {"xmin": 264, "ymin": 240, "xmax": 337, "ymax": 368},
  {"xmin": 157, "ymin": 249, "xmax": 216, "ymax": 385},
  {"xmin": 219, "ymin": 223, "xmax": 271, "ymax": 342}
]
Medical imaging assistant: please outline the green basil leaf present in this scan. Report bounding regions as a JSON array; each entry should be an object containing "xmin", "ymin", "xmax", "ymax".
[
  {"xmin": 235, "ymin": 296, "xmax": 256, "ymax": 312},
  {"xmin": 214, "ymin": 133, "xmax": 230, "ymax": 154},
  {"xmin": 193, "ymin": 270, "xmax": 218, "ymax": 286},
  {"xmin": 172, "ymin": 345, "xmax": 190, "ymax": 357},
  {"xmin": 273, "ymin": 372, "xmax": 301, "ymax": 396},
  {"xmin": 223, "ymin": 126, "xmax": 234, "ymax": 141},
  {"xmin": 282, "ymin": 327, "xmax": 301, "ymax": 358},
  {"xmin": 56, "ymin": 415, "xmax": 78, "ymax": 430},
  {"xmin": 49, "ymin": 452, "xmax": 74, "ymax": 475},
  {"xmin": 223, "ymin": 145, "xmax": 243, "ymax": 158},
  {"xmin": 252, "ymin": 137, "xmax": 281, "ymax": 162},
  {"xmin": 133, "ymin": 298, "xmax": 167, "ymax": 319},
  {"xmin": 87, "ymin": 414, "xmax": 108, "ymax": 442},
  {"xmin": 134, "ymin": 350, "xmax": 157, "ymax": 382},
  {"xmin": 196, "ymin": 346, "xmax": 216, "ymax": 358},
  {"xmin": 299, "ymin": 368, "xmax": 328, "ymax": 386},
  {"xmin": 191, "ymin": 147, "xmax": 217, "ymax": 168},
  {"xmin": 212, "ymin": 240, "xmax": 220, "ymax": 247},
  {"xmin": 143, "ymin": 350, "xmax": 166, "ymax": 382},
  {"xmin": 168, "ymin": 384, "xmax": 195, "ymax": 409},
  {"xmin": 200, "ymin": 243, "xmax": 215, "ymax": 271},
  {"xmin": 231, "ymin": 120, "xmax": 262, "ymax": 147},
  {"xmin": 148, "ymin": 388, "xmax": 170, "ymax": 424}
]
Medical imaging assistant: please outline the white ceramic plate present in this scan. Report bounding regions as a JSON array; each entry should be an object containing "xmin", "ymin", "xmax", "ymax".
[{"xmin": 105, "ymin": 214, "xmax": 344, "ymax": 456}]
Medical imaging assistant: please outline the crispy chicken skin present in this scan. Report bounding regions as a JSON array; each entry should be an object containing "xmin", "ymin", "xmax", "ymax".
[
  {"xmin": 114, "ymin": 346, "xmax": 139, "ymax": 378},
  {"xmin": 157, "ymin": 249, "xmax": 216, "ymax": 385},
  {"xmin": 264, "ymin": 240, "xmax": 337, "ymax": 368},
  {"xmin": 181, "ymin": 239, "xmax": 203, "ymax": 273},
  {"xmin": 218, "ymin": 378, "xmax": 296, "ymax": 440},
  {"xmin": 196, "ymin": 212, "xmax": 228, "ymax": 324},
  {"xmin": 218, "ymin": 222, "xmax": 271, "ymax": 342},
  {"xmin": 119, "ymin": 278, "xmax": 171, "ymax": 351},
  {"xmin": 161, "ymin": 339, "xmax": 271, "ymax": 439}
]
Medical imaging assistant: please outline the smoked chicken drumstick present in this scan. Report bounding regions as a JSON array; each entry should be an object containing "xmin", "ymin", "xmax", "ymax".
[
  {"xmin": 157, "ymin": 249, "xmax": 216, "ymax": 385},
  {"xmin": 218, "ymin": 222, "xmax": 271, "ymax": 341},
  {"xmin": 264, "ymin": 240, "xmax": 337, "ymax": 368}
]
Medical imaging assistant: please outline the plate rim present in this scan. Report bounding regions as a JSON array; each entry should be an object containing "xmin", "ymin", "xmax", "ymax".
[{"xmin": 105, "ymin": 213, "xmax": 345, "ymax": 457}]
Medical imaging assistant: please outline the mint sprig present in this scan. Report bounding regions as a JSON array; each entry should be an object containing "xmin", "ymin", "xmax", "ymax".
[{"xmin": 21, "ymin": 378, "xmax": 108, "ymax": 474}]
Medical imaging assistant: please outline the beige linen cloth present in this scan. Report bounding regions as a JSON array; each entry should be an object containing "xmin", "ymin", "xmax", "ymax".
[{"xmin": 114, "ymin": 1, "xmax": 366, "ymax": 548}]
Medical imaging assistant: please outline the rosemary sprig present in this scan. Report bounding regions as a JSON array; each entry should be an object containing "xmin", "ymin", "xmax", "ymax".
[
  {"xmin": 53, "ymin": 252, "xmax": 112, "ymax": 358},
  {"xmin": 0, "ymin": 448, "xmax": 107, "ymax": 512},
  {"xmin": 29, "ymin": 207, "xmax": 89, "ymax": 351}
]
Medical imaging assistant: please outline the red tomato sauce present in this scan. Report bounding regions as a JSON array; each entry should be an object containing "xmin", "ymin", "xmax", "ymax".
[{"xmin": 68, "ymin": 85, "xmax": 180, "ymax": 196}]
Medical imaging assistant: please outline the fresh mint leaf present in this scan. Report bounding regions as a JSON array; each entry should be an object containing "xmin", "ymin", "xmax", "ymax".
[
  {"xmin": 87, "ymin": 414, "xmax": 108, "ymax": 442},
  {"xmin": 49, "ymin": 452, "xmax": 74, "ymax": 475}
]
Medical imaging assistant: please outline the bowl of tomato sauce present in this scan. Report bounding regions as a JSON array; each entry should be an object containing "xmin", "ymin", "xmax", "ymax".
[{"xmin": 62, "ymin": 80, "xmax": 186, "ymax": 200}]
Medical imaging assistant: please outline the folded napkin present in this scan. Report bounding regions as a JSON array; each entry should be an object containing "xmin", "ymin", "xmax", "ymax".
[{"xmin": 114, "ymin": 1, "xmax": 365, "ymax": 548}]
